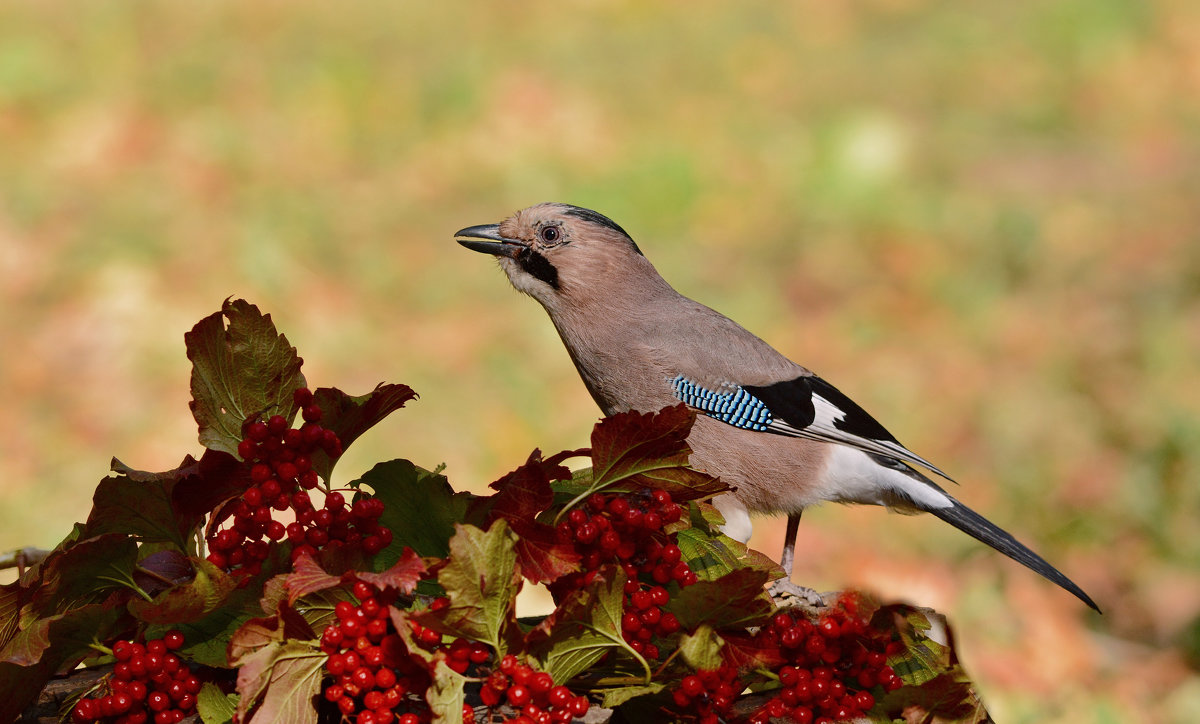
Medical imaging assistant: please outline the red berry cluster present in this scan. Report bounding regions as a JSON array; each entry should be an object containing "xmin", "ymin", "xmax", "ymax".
[
  {"xmin": 320, "ymin": 580, "xmax": 432, "ymax": 724},
  {"xmin": 550, "ymin": 489, "xmax": 694, "ymax": 661},
  {"xmin": 71, "ymin": 631, "xmax": 198, "ymax": 724},
  {"xmin": 744, "ymin": 605, "xmax": 901, "ymax": 724},
  {"xmin": 669, "ymin": 665, "xmax": 742, "ymax": 724},
  {"xmin": 206, "ymin": 387, "xmax": 392, "ymax": 579},
  {"xmin": 480, "ymin": 654, "xmax": 590, "ymax": 724}
]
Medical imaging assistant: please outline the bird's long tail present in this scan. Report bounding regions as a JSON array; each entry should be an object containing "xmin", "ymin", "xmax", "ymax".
[{"xmin": 925, "ymin": 495, "xmax": 1100, "ymax": 612}]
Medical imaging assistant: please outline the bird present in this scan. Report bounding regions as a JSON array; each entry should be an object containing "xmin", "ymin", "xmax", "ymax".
[{"xmin": 454, "ymin": 202, "xmax": 1098, "ymax": 611}]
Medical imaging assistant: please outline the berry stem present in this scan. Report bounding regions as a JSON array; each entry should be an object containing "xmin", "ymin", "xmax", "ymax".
[
  {"xmin": 580, "ymin": 622, "xmax": 653, "ymax": 684},
  {"xmin": 95, "ymin": 566, "xmax": 155, "ymax": 602}
]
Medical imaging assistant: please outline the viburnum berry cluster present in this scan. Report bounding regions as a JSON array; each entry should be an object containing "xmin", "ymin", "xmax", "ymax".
[
  {"xmin": 206, "ymin": 387, "xmax": 393, "ymax": 580},
  {"xmin": 480, "ymin": 654, "xmax": 590, "ymax": 724},
  {"xmin": 670, "ymin": 664, "xmax": 743, "ymax": 724},
  {"xmin": 320, "ymin": 580, "xmax": 440, "ymax": 724},
  {"xmin": 550, "ymin": 489, "xmax": 694, "ymax": 661},
  {"xmin": 71, "ymin": 631, "xmax": 198, "ymax": 724},
  {"xmin": 742, "ymin": 600, "xmax": 900, "ymax": 724}
]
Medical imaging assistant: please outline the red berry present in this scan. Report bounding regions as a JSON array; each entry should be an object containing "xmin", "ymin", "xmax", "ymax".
[
  {"xmin": 162, "ymin": 630, "xmax": 184, "ymax": 650},
  {"xmin": 530, "ymin": 671, "xmax": 554, "ymax": 694},
  {"xmin": 247, "ymin": 421, "xmax": 270, "ymax": 442},
  {"xmin": 507, "ymin": 684, "xmax": 531, "ymax": 707}
]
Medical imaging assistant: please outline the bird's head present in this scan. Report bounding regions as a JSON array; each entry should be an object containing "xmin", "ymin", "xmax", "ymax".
[{"xmin": 454, "ymin": 203, "xmax": 651, "ymax": 309}]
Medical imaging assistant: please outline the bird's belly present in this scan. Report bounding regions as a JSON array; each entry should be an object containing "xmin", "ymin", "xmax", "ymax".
[{"xmin": 685, "ymin": 415, "xmax": 828, "ymax": 515}]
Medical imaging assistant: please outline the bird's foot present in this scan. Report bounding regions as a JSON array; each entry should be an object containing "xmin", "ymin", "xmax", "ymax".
[{"xmin": 767, "ymin": 578, "xmax": 827, "ymax": 609}]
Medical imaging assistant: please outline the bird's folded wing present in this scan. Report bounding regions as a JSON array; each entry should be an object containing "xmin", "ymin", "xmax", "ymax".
[{"xmin": 668, "ymin": 373, "xmax": 954, "ymax": 482}]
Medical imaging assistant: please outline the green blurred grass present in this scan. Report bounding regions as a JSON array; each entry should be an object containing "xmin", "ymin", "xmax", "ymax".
[{"xmin": 2, "ymin": 0, "xmax": 1198, "ymax": 720}]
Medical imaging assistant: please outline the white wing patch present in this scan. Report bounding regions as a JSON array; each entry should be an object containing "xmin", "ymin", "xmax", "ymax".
[{"xmin": 823, "ymin": 446, "xmax": 953, "ymax": 510}]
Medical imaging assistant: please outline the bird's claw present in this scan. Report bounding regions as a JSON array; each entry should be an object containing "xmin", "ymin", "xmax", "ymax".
[{"xmin": 767, "ymin": 578, "xmax": 827, "ymax": 609}]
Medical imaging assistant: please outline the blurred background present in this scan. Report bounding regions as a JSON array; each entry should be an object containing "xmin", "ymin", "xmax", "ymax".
[{"xmin": 1, "ymin": 0, "xmax": 1198, "ymax": 720}]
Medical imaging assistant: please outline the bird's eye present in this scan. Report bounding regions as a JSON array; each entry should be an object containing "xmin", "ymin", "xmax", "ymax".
[{"xmin": 540, "ymin": 226, "xmax": 561, "ymax": 244}]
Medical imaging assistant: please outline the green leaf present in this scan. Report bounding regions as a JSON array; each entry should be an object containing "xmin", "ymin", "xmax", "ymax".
[
  {"xmin": 308, "ymin": 383, "xmax": 417, "ymax": 480},
  {"xmin": 667, "ymin": 568, "xmax": 773, "ymax": 631},
  {"xmin": 28, "ymin": 533, "xmax": 138, "ymax": 616},
  {"xmin": 186, "ymin": 299, "xmax": 305, "ymax": 457},
  {"xmin": 528, "ymin": 567, "xmax": 645, "ymax": 685},
  {"xmin": 874, "ymin": 604, "xmax": 952, "ymax": 686},
  {"xmin": 128, "ymin": 558, "xmax": 238, "ymax": 625},
  {"xmin": 232, "ymin": 638, "xmax": 325, "ymax": 724},
  {"xmin": 600, "ymin": 683, "xmax": 665, "ymax": 708},
  {"xmin": 198, "ymin": 682, "xmax": 237, "ymax": 724},
  {"xmin": 679, "ymin": 623, "xmax": 725, "ymax": 670},
  {"xmin": 426, "ymin": 659, "xmax": 467, "ymax": 724},
  {"xmin": 363, "ymin": 459, "xmax": 472, "ymax": 560},
  {"xmin": 161, "ymin": 580, "xmax": 274, "ymax": 668},
  {"xmin": 426, "ymin": 522, "xmax": 519, "ymax": 655},
  {"xmin": 676, "ymin": 525, "xmax": 781, "ymax": 583}
]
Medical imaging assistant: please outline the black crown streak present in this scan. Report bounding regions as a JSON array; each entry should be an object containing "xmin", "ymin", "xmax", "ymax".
[
  {"xmin": 561, "ymin": 205, "xmax": 644, "ymax": 256},
  {"xmin": 517, "ymin": 248, "xmax": 560, "ymax": 290},
  {"xmin": 743, "ymin": 375, "xmax": 900, "ymax": 444}
]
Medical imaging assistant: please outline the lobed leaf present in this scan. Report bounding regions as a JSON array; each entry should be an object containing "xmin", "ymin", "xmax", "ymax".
[
  {"xmin": 528, "ymin": 567, "xmax": 639, "ymax": 685},
  {"xmin": 87, "ymin": 456, "xmax": 207, "ymax": 548},
  {"xmin": 426, "ymin": 522, "xmax": 520, "ymax": 655},
  {"xmin": 355, "ymin": 546, "xmax": 428, "ymax": 597},
  {"xmin": 186, "ymin": 299, "xmax": 306, "ymax": 457},
  {"xmin": 426, "ymin": 660, "xmax": 467, "ymax": 724},
  {"xmin": 583, "ymin": 406, "xmax": 729, "ymax": 502},
  {"xmin": 283, "ymin": 553, "xmax": 345, "ymax": 606},
  {"xmin": 679, "ymin": 623, "xmax": 726, "ymax": 671},
  {"xmin": 232, "ymin": 638, "xmax": 325, "ymax": 724},
  {"xmin": 486, "ymin": 450, "xmax": 581, "ymax": 583},
  {"xmin": 309, "ymin": 383, "xmax": 417, "ymax": 480}
]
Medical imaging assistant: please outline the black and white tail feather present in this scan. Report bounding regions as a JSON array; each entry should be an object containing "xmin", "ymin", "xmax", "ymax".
[{"xmin": 671, "ymin": 372, "xmax": 1100, "ymax": 612}]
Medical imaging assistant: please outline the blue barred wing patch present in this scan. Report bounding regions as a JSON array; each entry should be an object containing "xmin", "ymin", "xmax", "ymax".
[{"xmin": 669, "ymin": 376, "xmax": 773, "ymax": 431}]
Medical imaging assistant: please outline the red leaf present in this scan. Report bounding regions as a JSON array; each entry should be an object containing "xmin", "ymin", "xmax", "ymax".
[
  {"xmin": 174, "ymin": 449, "xmax": 249, "ymax": 521},
  {"xmin": 308, "ymin": 383, "xmax": 418, "ymax": 480},
  {"xmin": 488, "ymin": 449, "xmax": 567, "ymax": 525},
  {"xmin": 509, "ymin": 524, "xmax": 581, "ymax": 584},
  {"xmin": 284, "ymin": 553, "xmax": 345, "ymax": 605},
  {"xmin": 86, "ymin": 456, "xmax": 210, "ymax": 548},
  {"xmin": 355, "ymin": 547, "xmax": 428, "ymax": 597},
  {"xmin": 484, "ymin": 450, "xmax": 581, "ymax": 584},
  {"xmin": 587, "ymin": 406, "xmax": 730, "ymax": 501},
  {"xmin": 719, "ymin": 631, "xmax": 786, "ymax": 670}
]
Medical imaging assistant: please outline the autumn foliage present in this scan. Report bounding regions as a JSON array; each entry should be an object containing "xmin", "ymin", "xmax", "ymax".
[{"xmin": 0, "ymin": 300, "xmax": 987, "ymax": 723}]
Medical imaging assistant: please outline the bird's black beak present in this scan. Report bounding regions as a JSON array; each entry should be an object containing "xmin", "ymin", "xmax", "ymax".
[{"xmin": 454, "ymin": 224, "xmax": 526, "ymax": 259}]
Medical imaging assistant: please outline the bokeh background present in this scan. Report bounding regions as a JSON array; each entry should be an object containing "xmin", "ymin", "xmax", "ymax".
[{"xmin": 2, "ymin": 0, "xmax": 1198, "ymax": 720}]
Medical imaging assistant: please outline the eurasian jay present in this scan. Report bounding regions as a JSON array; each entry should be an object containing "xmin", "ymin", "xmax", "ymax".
[{"xmin": 455, "ymin": 202, "xmax": 1098, "ymax": 611}]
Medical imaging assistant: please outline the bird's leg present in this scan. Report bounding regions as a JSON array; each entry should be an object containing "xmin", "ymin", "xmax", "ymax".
[
  {"xmin": 779, "ymin": 512, "xmax": 801, "ymax": 577},
  {"xmin": 769, "ymin": 511, "xmax": 826, "ymax": 608}
]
